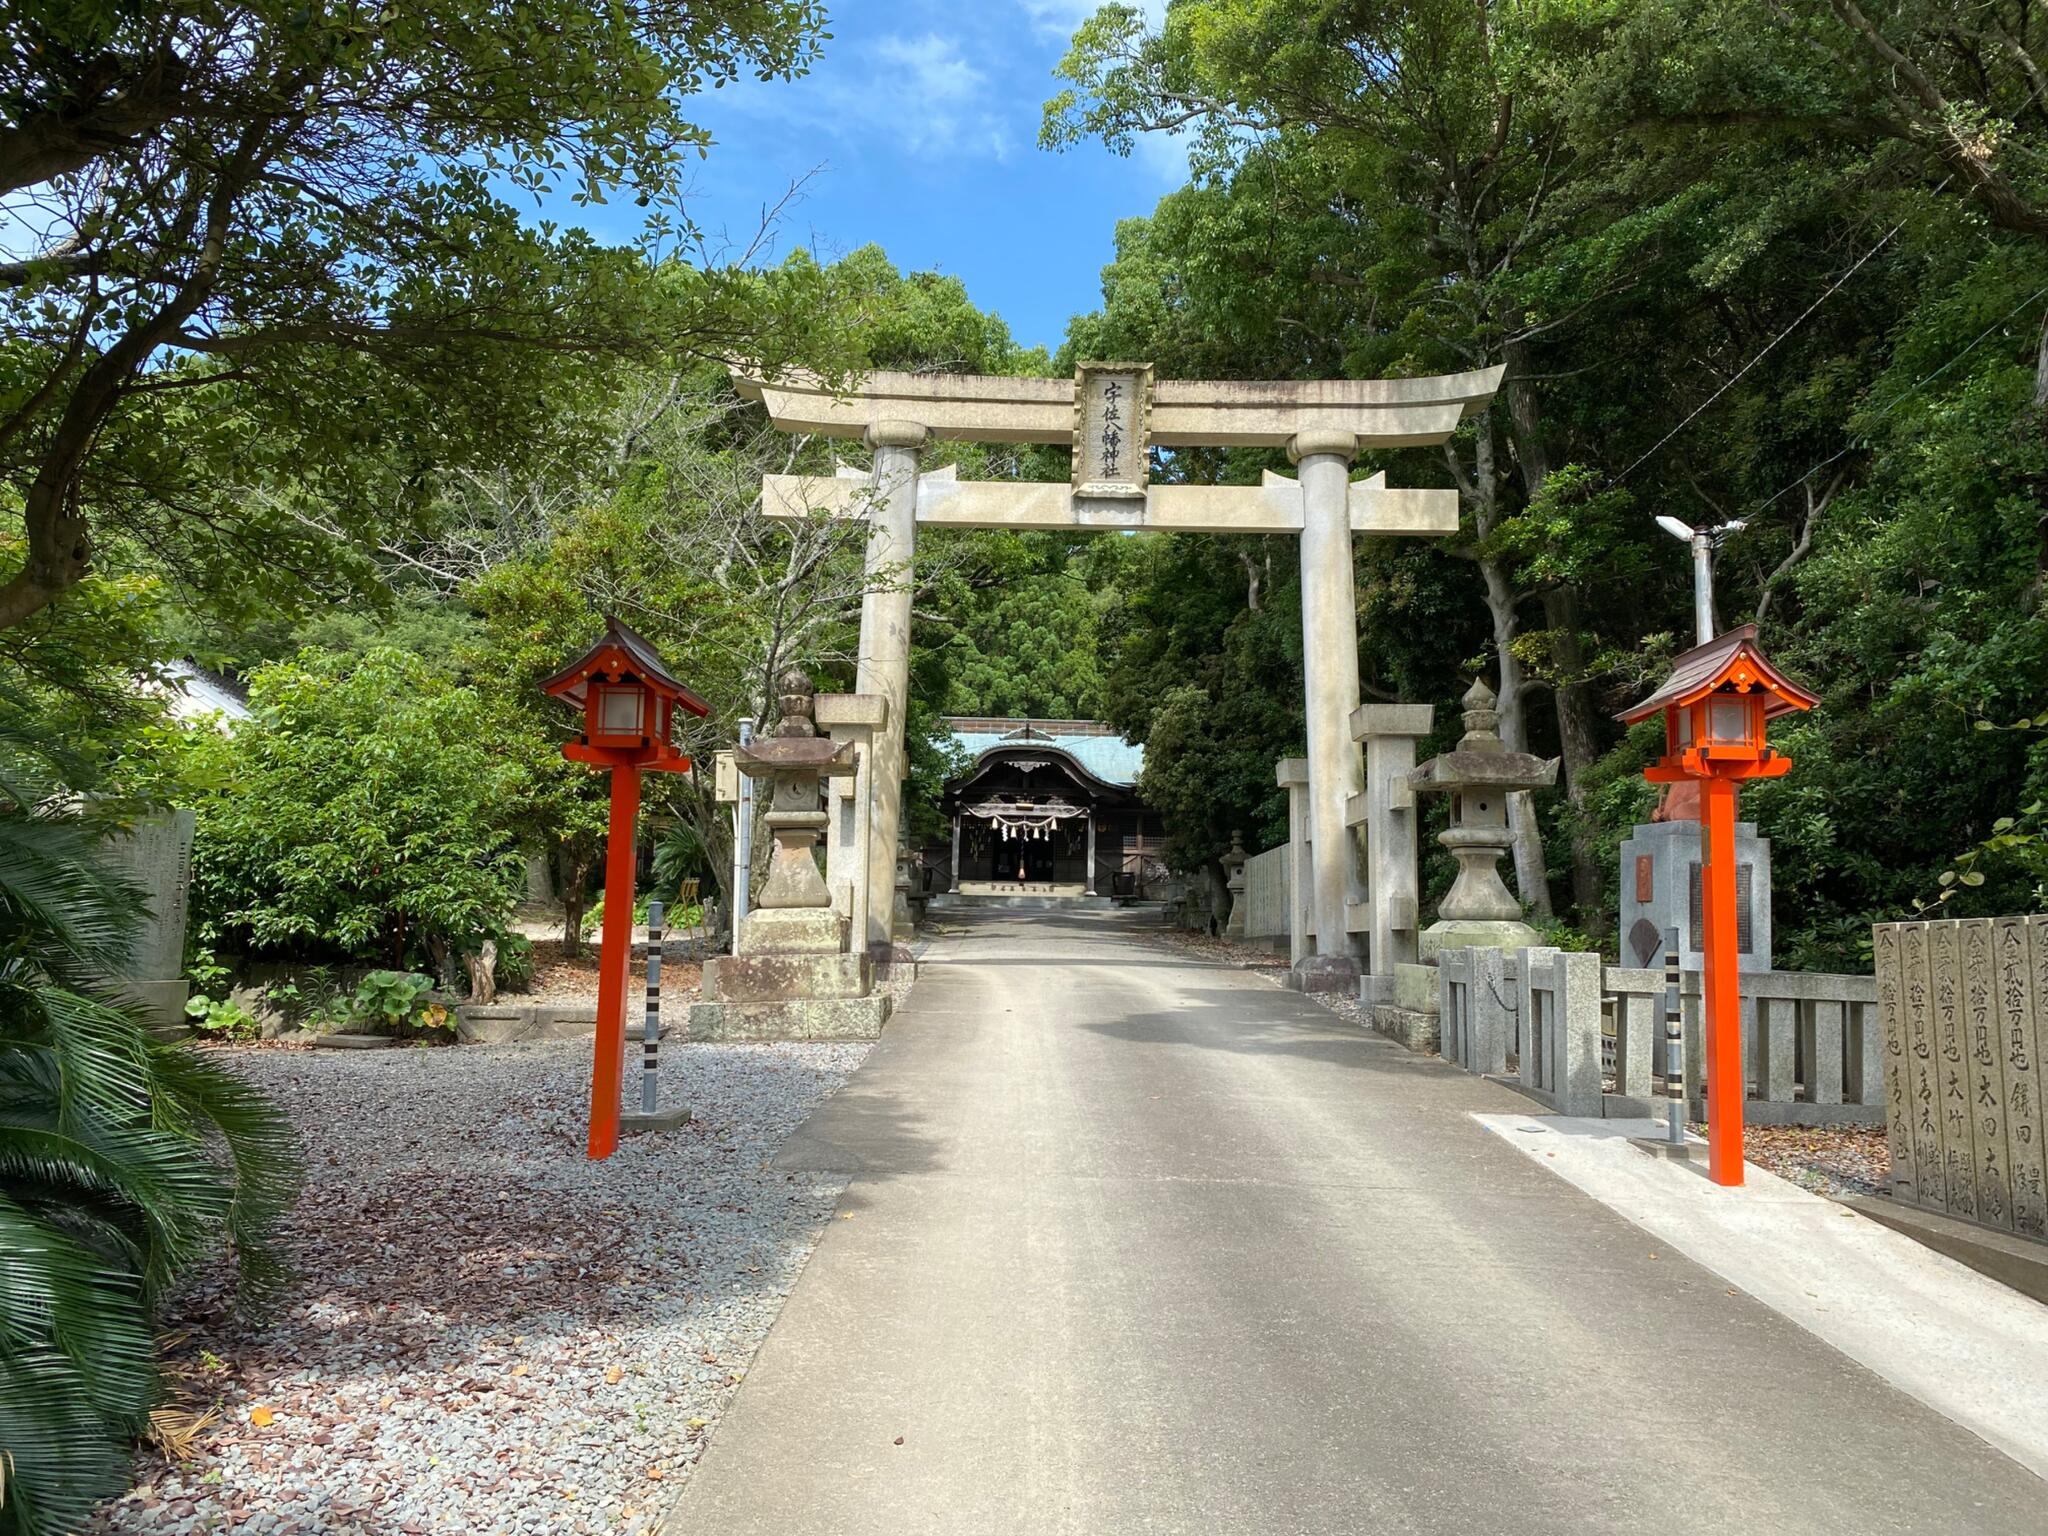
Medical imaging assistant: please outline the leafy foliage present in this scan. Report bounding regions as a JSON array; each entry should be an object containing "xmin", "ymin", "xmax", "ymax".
[
  {"xmin": 0, "ymin": 753, "xmax": 300, "ymax": 1534},
  {"xmin": 187, "ymin": 648, "xmax": 526, "ymax": 967}
]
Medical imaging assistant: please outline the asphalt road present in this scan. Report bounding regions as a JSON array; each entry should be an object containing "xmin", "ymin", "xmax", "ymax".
[{"xmin": 662, "ymin": 907, "xmax": 2046, "ymax": 1535}]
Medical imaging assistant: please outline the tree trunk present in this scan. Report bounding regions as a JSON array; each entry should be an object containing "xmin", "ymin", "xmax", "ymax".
[
  {"xmin": 1466, "ymin": 418, "xmax": 1554, "ymax": 919},
  {"xmin": 1540, "ymin": 587, "xmax": 1606, "ymax": 933},
  {"xmin": 1501, "ymin": 339, "xmax": 1582, "ymax": 922},
  {"xmin": 559, "ymin": 847, "xmax": 590, "ymax": 957}
]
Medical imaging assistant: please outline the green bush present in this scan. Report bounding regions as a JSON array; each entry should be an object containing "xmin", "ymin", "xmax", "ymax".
[
  {"xmin": 0, "ymin": 782, "xmax": 301, "ymax": 1533},
  {"xmin": 188, "ymin": 648, "xmax": 527, "ymax": 971},
  {"xmin": 341, "ymin": 970, "xmax": 450, "ymax": 1037},
  {"xmin": 183, "ymin": 993, "xmax": 262, "ymax": 1041}
]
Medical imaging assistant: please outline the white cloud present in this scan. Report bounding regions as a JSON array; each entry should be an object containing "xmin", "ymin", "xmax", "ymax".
[
  {"xmin": 873, "ymin": 33, "xmax": 987, "ymax": 102},
  {"xmin": 1016, "ymin": 0, "xmax": 1167, "ymax": 41},
  {"xmin": 852, "ymin": 33, "xmax": 1012, "ymax": 161}
]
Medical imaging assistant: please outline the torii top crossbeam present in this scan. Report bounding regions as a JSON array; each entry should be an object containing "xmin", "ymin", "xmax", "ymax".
[
  {"xmin": 735, "ymin": 361, "xmax": 1504, "ymax": 538},
  {"xmin": 734, "ymin": 363, "xmax": 1502, "ymax": 448}
]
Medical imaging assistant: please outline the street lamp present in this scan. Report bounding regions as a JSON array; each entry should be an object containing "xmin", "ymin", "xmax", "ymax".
[
  {"xmin": 1655, "ymin": 515, "xmax": 1747, "ymax": 645},
  {"xmin": 541, "ymin": 616, "xmax": 710, "ymax": 1160},
  {"xmin": 1619, "ymin": 624, "xmax": 1817, "ymax": 1187}
]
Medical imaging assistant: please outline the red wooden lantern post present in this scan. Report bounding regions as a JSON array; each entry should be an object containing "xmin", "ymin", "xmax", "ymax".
[
  {"xmin": 1618, "ymin": 624, "xmax": 1817, "ymax": 1187},
  {"xmin": 541, "ymin": 618, "xmax": 710, "ymax": 1160}
]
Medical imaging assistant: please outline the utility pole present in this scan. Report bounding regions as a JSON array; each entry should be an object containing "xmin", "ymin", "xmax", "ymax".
[
  {"xmin": 1655, "ymin": 515, "xmax": 1745, "ymax": 645},
  {"xmin": 733, "ymin": 716, "xmax": 755, "ymax": 940}
]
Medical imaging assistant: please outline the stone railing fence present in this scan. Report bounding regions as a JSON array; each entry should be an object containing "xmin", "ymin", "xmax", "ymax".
[{"xmin": 1439, "ymin": 945, "xmax": 1881, "ymax": 1124}]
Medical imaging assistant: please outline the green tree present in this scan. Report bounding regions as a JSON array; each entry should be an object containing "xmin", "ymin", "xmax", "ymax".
[
  {"xmin": 189, "ymin": 648, "xmax": 526, "ymax": 968},
  {"xmin": 0, "ymin": 0, "xmax": 850, "ymax": 631}
]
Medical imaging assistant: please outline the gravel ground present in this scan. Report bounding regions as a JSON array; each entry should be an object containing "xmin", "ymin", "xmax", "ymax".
[
  {"xmin": 1740, "ymin": 1123, "xmax": 1891, "ymax": 1197},
  {"xmin": 91, "ymin": 1035, "xmax": 870, "ymax": 1536}
]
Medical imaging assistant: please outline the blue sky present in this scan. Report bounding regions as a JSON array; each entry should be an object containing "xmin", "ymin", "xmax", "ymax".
[{"xmin": 571, "ymin": 1, "xmax": 1185, "ymax": 355}]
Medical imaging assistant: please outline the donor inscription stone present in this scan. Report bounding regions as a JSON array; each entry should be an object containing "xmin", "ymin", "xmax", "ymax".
[
  {"xmin": 97, "ymin": 808, "xmax": 195, "ymax": 1032},
  {"xmin": 1876, "ymin": 915, "xmax": 2048, "ymax": 1241}
]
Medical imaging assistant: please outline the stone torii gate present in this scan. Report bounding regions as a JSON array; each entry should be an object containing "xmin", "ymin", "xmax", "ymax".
[{"xmin": 734, "ymin": 362, "xmax": 1504, "ymax": 991}]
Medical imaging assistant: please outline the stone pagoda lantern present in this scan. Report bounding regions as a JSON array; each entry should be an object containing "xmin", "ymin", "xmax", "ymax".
[
  {"xmin": 1375, "ymin": 679, "xmax": 1555, "ymax": 1046},
  {"xmin": 1222, "ymin": 831, "xmax": 1250, "ymax": 940},
  {"xmin": 690, "ymin": 669, "xmax": 890, "ymax": 1040},
  {"xmin": 1408, "ymin": 678, "xmax": 1558, "ymax": 958}
]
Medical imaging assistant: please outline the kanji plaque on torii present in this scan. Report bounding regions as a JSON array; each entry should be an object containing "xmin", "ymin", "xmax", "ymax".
[
  {"xmin": 1072, "ymin": 361, "xmax": 1151, "ymax": 499},
  {"xmin": 733, "ymin": 360, "xmax": 1504, "ymax": 996}
]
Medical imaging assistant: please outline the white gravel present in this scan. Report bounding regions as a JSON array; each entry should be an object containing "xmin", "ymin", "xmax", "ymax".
[{"xmin": 91, "ymin": 1036, "xmax": 871, "ymax": 1536}]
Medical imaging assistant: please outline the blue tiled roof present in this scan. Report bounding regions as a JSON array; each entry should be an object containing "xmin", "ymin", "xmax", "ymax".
[{"xmin": 944, "ymin": 720, "xmax": 1144, "ymax": 788}]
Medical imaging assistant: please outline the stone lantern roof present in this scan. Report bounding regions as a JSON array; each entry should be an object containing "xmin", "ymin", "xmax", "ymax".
[{"xmin": 1407, "ymin": 680, "xmax": 1558, "ymax": 795}]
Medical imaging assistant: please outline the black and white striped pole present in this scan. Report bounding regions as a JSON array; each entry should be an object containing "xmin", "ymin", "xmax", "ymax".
[
  {"xmin": 641, "ymin": 900, "xmax": 663, "ymax": 1115},
  {"xmin": 619, "ymin": 898, "xmax": 691, "ymax": 1134},
  {"xmin": 1662, "ymin": 923, "xmax": 1686, "ymax": 1146}
]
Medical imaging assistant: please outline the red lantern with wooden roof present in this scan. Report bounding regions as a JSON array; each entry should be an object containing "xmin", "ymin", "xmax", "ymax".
[
  {"xmin": 541, "ymin": 617, "xmax": 710, "ymax": 1160},
  {"xmin": 1618, "ymin": 623, "xmax": 1817, "ymax": 1188},
  {"xmin": 540, "ymin": 616, "xmax": 710, "ymax": 770},
  {"xmin": 1619, "ymin": 623, "xmax": 1818, "ymax": 783}
]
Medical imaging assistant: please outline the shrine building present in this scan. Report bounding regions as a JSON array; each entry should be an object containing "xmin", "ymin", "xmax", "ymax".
[{"xmin": 928, "ymin": 718, "xmax": 1163, "ymax": 899}]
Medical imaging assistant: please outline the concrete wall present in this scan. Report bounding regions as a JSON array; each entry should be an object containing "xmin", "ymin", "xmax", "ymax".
[{"xmin": 1241, "ymin": 845, "xmax": 1292, "ymax": 942}]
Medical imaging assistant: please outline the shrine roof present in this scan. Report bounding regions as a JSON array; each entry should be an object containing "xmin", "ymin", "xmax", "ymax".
[
  {"xmin": 539, "ymin": 615, "xmax": 710, "ymax": 715},
  {"xmin": 1616, "ymin": 624, "xmax": 1819, "ymax": 725},
  {"xmin": 942, "ymin": 718, "xmax": 1144, "ymax": 788}
]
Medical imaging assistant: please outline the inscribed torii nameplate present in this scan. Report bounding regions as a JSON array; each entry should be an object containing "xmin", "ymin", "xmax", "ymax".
[{"xmin": 1072, "ymin": 362, "xmax": 1151, "ymax": 499}]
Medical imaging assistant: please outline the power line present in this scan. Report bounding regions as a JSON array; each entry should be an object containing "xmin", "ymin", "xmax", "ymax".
[
  {"xmin": 1616, "ymin": 194, "xmax": 1940, "ymax": 484},
  {"xmin": 1749, "ymin": 276, "xmax": 2048, "ymax": 517}
]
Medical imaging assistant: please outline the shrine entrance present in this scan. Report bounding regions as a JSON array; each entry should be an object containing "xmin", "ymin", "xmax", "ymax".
[
  {"xmin": 734, "ymin": 360, "xmax": 1507, "ymax": 992},
  {"xmin": 940, "ymin": 720, "xmax": 1152, "ymax": 897}
]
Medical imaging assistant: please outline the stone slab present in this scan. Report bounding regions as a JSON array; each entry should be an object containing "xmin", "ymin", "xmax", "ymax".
[
  {"xmin": 709, "ymin": 952, "xmax": 872, "ymax": 1004},
  {"xmin": 120, "ymin": 978, "xmax": 193, "ymax": 1037},
  {"xmin": 1842, "ymin": 1195, "xmax": 2048, "ymax": 1307},
  {"xmin": 740, "ymin": 907, "xmax": 844, "ymax": 956},
  {"xmin": 620, "ymin": 1104, "xmax": 694, "ymax": 1135},
  {"xmin": 455, "ymin": 1004, "xmax": 599, "ymax": 1044},
  {"xmin": 314, "ymin": 1032, "xmax": 397, "ymax": 1050},
  {"xmin": 1285, "ymin": 954, "xmax": 1356, "ymax": 994},
  {"xmin": 687, "ymin": 996, "xmax": 890, "ymax": 1042},
  {"xmin": 1370, "ymin": 1004, "xmax": 1439, "ymax": 1054},
  {"xmin": 1418, "ymin": 919, "xmax": 1539, "ymax": 963},
  {"xmin": 1392, "ymin": 962, "xmax": 1438, "ymax": 1014}
]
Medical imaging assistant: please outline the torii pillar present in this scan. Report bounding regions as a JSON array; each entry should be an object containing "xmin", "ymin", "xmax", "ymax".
[
  {"xmin": 857, "ymin": 421, "xmax": 927, "ymax": 964},
  {"xmin": 1290, "ymin": 429, "xmax": 1367, "ymax": 990}
]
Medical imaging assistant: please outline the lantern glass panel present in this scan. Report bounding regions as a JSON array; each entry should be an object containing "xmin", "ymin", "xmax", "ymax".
[
  {"xmin": 599, "ymin": 686, "xmax": 644, "ymax": 734},
  {"xmin": 1707, "ymin": 695, "xmax": 1753, "ymax": 745},
  {"xmin": 1676, "ymin": 705, "xmax": 1695, "ymax": 746}
]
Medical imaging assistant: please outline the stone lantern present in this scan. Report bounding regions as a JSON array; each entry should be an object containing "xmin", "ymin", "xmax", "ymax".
[
  {"xmin": 1376, "ymin": 679, "xmax": 1557, "ymax": 1045},
  {"xmin": 690, "ymin": 669, "xmax": 890, "ymax": 1040},
  {"xmin": 1221, "ymin": 831, "xmax": 1250, "ymax": 941},
  {"xmin": 1407, "ymin": 678, "xmax": 1558, "ymax": 958}
]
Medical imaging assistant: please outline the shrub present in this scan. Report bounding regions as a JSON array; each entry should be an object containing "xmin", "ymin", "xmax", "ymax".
[
  {"xmin": 183, "ymin": 993, "xmax": 262, "ymax": 1041},
  {"xmin": 189, "ymin": 648, "xmax": 527, "ymax": 971},
  {"xmin": 0, "ymin": 784, "xmax": 301, "ymax": 1533},
  {"xmin": 341, "ymin": 971, "xmax": 450, "ymax": 1038}
]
